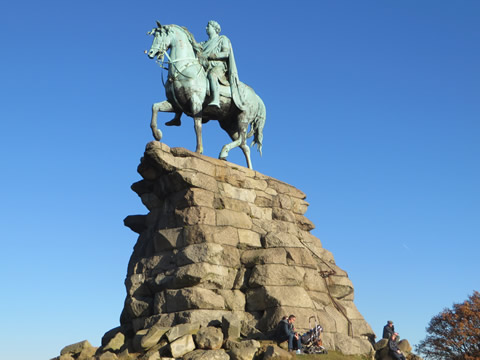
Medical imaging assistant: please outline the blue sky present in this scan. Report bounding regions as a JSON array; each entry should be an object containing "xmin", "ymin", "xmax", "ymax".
[{"xmin": 1, "ymin": 1, "xmax": 479, "ymax": 359}]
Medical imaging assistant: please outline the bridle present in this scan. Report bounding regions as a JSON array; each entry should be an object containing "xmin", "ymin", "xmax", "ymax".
[{"xmin": 150, "ymin": 29, "xmax": 203, "ymax": 81}]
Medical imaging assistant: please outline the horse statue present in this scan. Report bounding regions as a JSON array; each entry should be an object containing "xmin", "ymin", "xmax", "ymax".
[{"xmin": 146, "ymin": 22, "xmax": 266, "ymax": 170}]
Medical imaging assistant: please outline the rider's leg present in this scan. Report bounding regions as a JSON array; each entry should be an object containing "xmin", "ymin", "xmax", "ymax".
[
  {"xmin": 208, "ymin": 73, "xmax": 220, "ymax": 108},
  {"xmin": 165, "ymin": 111, "xmax": 182, "ymax": 126}
]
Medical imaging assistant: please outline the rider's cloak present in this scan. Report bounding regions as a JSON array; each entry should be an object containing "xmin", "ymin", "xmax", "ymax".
[{"xmin": 201, "ymin": 35, "xmax": 247, "ymax": 111}]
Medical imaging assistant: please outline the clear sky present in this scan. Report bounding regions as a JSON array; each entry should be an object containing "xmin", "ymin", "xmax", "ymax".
[{"xmin": 1, "ymin": 1, "xmax": 479, "ymax": 359}]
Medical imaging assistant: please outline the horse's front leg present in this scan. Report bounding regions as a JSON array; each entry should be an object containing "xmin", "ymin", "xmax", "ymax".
[{"xmin": 151, "ymin": 100, "xmax": 175, "ymax": 141}]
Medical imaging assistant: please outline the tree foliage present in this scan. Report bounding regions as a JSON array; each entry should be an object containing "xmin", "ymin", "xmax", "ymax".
[{"xmin": 416, "ymin": 291, "xmax": 480, "ymax": 360}]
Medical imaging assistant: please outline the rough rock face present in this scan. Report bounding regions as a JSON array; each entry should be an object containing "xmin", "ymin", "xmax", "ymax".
[{"xmin": 121, "ymin": 141, "xmax": 374, "ymax": 355}]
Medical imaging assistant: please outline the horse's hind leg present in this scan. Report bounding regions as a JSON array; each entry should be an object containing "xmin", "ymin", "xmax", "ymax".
[
  {"xmin": 190, "ymin": 94, "xmax": 204, "ymax": 154},
  {"xmin": 238, "ymin": 115, "xmax": 253, "ymax": 169},
  {"xmin": 219, "ymin": 134, "xmax": 242, "ymax": 161},
  {"xmin": 240, "ymin": 141, "xmax": 252, "ymax": 169},
  {"xmin": 151, "ymin": 100, "xmax": 175, "ymax": 140},
  {"xmin": 219, "ymin": 113, "xmax": 253, "ymax": 169}
]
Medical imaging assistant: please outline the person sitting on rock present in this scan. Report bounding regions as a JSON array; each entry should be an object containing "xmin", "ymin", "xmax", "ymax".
[
  {"xmin": 275, "ymin": 314, "xmax": 302, "ymax": 352},
  {"xmin": 388, "ymin": 333, "xmax": 406, "ymax": 360},
  {"xmin": 383, "ymin": 320, "xmax": 395, "ymax": 339}
]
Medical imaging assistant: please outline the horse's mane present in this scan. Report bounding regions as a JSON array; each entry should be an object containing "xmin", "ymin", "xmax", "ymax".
[{"xmin": 166, "ymin": 24, "xmax": 203, "ymax": 57}]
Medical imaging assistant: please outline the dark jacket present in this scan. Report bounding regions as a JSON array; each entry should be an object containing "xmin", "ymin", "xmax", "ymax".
[
  {"xmin": 388, "ymin": 337, "xmax": 400, "ymax": 354},
  {"xmin": 275, "ymin": 319, "xmax": 294, "ymax": 340},
  {"xmin": 383, "ymin": 324, "xmax": 395, "ymax": 339}
]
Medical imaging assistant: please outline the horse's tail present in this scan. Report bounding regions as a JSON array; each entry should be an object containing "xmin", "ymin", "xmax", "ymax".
[{"xmin": 248, "ymin": 95, "xmax": 266, "ymax": 156}]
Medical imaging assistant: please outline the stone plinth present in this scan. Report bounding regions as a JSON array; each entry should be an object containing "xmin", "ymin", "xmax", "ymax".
[{"xmin": 121, "ymin": 141, "xmax": 374, "ymax": 355}]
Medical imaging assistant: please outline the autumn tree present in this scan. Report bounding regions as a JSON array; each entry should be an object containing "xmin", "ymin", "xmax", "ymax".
[{"xmin": 416, "ymin": 291, "xmax": 480, "ymax": 360}]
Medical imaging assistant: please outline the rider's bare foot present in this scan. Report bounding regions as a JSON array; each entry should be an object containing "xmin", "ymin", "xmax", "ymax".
[{"xmin": 165, "ymin": 118, "xmax": 181, "ymax": 126}]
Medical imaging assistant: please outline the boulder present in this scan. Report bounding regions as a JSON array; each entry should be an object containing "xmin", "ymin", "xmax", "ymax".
[
  {"xmin": 246, "ymin": 286, "xmax": 314, "ymax": 311},
  {"xmin": 262, "ymin": 344, "xmax": 293, "ymax": 359},
  {"xmin": 326, "ymin": 275, "xmax": 354, "ymax": 300},
  {"xmin": 225, "ymin": 339, "xmax": 261, "ymax": 360},
  {"xmin": 97, "ymin": 352, "xmax": 118, "ymax": 360},
  {"xmin": 116, "ymin": 348, "xmax": 138, "ymax": 360},
  {"xmin": 174, "ymin": 206, "xmax": 216, "ymax": 226},
  {"xmin": 240, "ymin": 321, "xmax": 267, "ymax": 340},
  {"xmin": 183, "ymin": 225, "xmax": 239, "ymax": 247},
  {"xmin": 238, "ymin": 229, "xmax": 262, "ymax": 248},
  {"xmin": 216, "ymin": 208, "xmax": 253, "ymax": 229},
  {"xmin": 216, "ymin": 290, "xmax": 246, "ymax": 311},
  {"xmin": 176, "ymin": 243, "xmax": 240, "ymax": 268},
  {"xmin": 169, "ymin": 334, "xmax": 196, "ymax": 358},
  {"xmin": 374, "ymin": 338, "xmax": 388, "ymax": 351},
  {"xmin": 102, "ymin": 327, "xmax": 124, "ymax": 347},
  {"xmin": 222, "ymin": 313, "xmax": 242, "ymax": 340},
  {"xmin": 398, "ymin": 339, "xmax": 412, "ymax": 353},
  {"xmin": 176, "ymin": 309, "xmax": 232, "ymax": 327},
  {"xmin": 103, "ymin": 332, "xmax": 125, "ymax": 352},
  {"xmin": 165, "ymin": 287, "xmax": 226, "ymax": 312},
  {"xmin": 183, "ymin": 349, "xmax": 230, "ymax": 360},
  {"xmin": 220, "ymin": 182, "xmax": 257, "ymax": 203},
  {"xmin": 173, "ymin": 262, "xmax": 237, "ymax": 289},
  {"xmin": 166, "ymin": 323, "xmax": 200, "ymax": 343},
  {"xmin": 141, "ymin": 352, "xmax": 161, "ymax": 360},
  {"xmin": 248, "ymin": 264, "xmax": 305, "ymax": 287},
  {"xmin": 59, "ymin": 354, "xmax": 75, "ymax": 360},
  {"xmin": 272, "ymin": 207, "xmax": 296, "ymax": 223},
  {"xmin": 60, "ymin": 340, "xmax": 93, "ymax": 356},
  {"xmin": 334, "ymin": 333, "xmax": 373, "ymax": 356},
  {"xmin": 195, "ymin": 326, "xmax": 224, "ymax": 350},
  {"xmin": 141, "ymin": 339, "xmax": 169, "ymax": 360},
  {"xmin": 263, "ymin": 232, "xmax": 303, "ymax": 248},
  {"xmin": 140, "ymin": 325, "xmax": 169, "ymax": 350},
  {"xmin": 77, "ymin": 346, "xmax": 97, "ymax": 360},
  {"xmin": 240, "ymin": 248, "xmax": 287, "ymax": 267}
]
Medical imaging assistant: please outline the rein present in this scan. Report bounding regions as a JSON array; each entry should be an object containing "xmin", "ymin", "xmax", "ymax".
[
  {"xmin": 154, "ymin": 50, "xmax": 203, "ymax": 86},
  {"xmin": 163, "ymin": 51, "xmax": 203, "ymax": 80}
]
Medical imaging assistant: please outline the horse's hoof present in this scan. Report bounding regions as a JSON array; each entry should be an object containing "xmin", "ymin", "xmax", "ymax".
[
  {"xmin": 152, "ymin": 130, "xmax": 163, "ymax": 141},
  {"xmin": 219, "ymin": 156, "xmax": 227, "ymax": 161}
]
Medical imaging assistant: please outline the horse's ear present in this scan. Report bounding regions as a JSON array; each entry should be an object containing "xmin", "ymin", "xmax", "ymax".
[{"xmin": 156, "ymin": 20, "xmax": 162, "ymax": 29}]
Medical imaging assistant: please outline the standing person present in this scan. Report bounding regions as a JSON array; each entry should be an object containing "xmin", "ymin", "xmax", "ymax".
[
  {"xmin": 275, "ymin": 314, "xmax": 302, "ymax": 353},
  {"xmin": 200, "ymin": 20, "xmax": 245, "ymax": 109},
  {"xmin": 383, "ymin": 320, "xmax": 395, "ymax": 339},
  {"xmin": 388, "ymin": 333, "xmax": 406, "ymax": 360}
]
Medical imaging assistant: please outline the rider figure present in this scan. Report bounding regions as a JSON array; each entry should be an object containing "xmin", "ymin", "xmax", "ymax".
[
  {"xmin": 200, "ymin": 20, "xmax": 245, "ymax": 109},
  {"xmin": 164, "ymin": 20, "xmax": 245, "ymax": 127}
]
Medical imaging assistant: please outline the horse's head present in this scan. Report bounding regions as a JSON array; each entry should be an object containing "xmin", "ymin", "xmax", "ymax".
[{"xmin": 146, "ymin": 21, "xmax": 170, "ymax": 61}]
